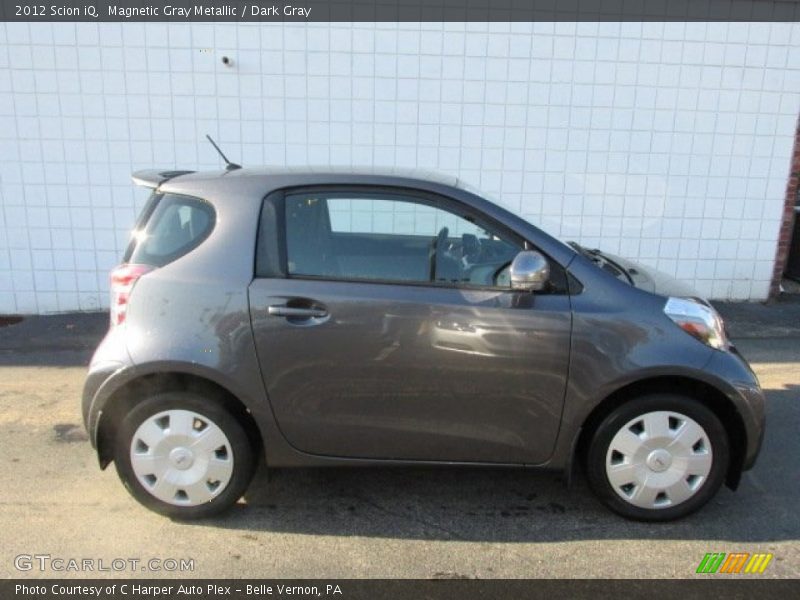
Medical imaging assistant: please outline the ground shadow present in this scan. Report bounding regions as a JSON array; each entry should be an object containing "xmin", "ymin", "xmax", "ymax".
[
  {"xmin": 0, "ymin": 313, "xmax": 107, "ymax": 366},
  {"xmin": 196, "ymin": 385, "xmax": 799, "ymax": 544}
]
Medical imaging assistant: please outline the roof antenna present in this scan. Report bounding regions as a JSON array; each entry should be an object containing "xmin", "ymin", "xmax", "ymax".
[{"xmin": 205, "ymin": 134, "xmax": 241, "ymax": 171}]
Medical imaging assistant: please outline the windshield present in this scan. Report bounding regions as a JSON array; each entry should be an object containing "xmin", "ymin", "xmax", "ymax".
[{"xmin": 456, "ymin": 178, "xmax": 578, "ymax": 257}]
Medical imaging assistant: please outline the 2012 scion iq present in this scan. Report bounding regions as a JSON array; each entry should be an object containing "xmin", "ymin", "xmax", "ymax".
[{"xmin": 82, "ymin": 157, "xmax": 765, "ymax": 521}]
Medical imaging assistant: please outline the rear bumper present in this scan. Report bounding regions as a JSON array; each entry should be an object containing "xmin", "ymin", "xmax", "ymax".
[
  {"xmin": 81, "ymin": 326, "xmax": 133, "ymax": 450},
  {"xmin": 82, "ymin": 359, "xmax": 127, "ymax": 448}
]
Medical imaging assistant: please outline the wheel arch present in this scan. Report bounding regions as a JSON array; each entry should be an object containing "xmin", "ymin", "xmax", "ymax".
[
  {"xmin": 94, "ymin": 370, "xmax": 264, "ymax": 469},
  {"xmin": 574, "ymin": 375, "xmax": 748, "ymax": 489}
]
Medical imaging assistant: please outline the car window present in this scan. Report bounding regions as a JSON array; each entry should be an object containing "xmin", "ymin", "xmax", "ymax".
[
  {"xmin": 124, "ymin": 193, "xmax": 214, "ymax": 267},
  {"xmin": 284, "ymin": 191, "xmax": 522, "ymax": 287}
]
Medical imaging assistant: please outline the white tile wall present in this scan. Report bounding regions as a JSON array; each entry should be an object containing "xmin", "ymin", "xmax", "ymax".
[{"xmin": 1, "ymin": 21, "xmax": 799, "ymax": 312}]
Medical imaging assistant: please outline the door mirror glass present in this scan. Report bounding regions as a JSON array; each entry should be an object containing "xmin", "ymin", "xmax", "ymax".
[{"xmin": 510, "ymin": 250, "xmax": 550, "ymax": 292}]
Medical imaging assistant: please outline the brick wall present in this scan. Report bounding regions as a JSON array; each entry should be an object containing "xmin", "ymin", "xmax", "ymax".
[{"xmin": 772, "ymin": 115, "xmax": 800, "ymax": 295}]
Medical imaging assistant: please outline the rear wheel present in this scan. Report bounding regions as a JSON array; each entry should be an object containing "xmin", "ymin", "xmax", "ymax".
[
  {"xmin": 585, "ymin": 394, "xmax": 729, "ymax": 521},
  {"xmin": 113, "ymin": 391, "xmax": 256, "ymax": 519}
]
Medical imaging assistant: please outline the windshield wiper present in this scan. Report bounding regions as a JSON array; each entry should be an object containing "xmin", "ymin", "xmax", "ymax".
[{"xmin": 567, "ymin": 241, "xmax": 634, "ymax": 285}]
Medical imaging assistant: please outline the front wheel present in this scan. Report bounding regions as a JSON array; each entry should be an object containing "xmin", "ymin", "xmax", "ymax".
[
  {"xmin": 113, "ymin": 391, "xmax": 257, "ymax": 519},
  {"xmin": 585, "ymin": 394, "xmax": 729, "ymax": 521}
]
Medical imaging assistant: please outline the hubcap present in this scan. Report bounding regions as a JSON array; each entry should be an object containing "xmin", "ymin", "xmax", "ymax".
[
  {"xmin": 130, "ymin": 409, "xmax": 234, "ymax": 506},
  {"xmin": 169, "ymin": 447, "xmax": 195, "ymax": 470},
  {"xmin": 605, "ymin": 411, "xmax": 713, "ymax": 509},
  {"xmin": 646, "ymin": 449, "xmax": 672, "ymax": 472}
]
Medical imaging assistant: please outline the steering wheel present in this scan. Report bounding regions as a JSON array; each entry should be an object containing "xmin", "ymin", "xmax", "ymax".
[
  {"xmin": 461, "ymin": 233, "xmax": 480, "ymax": 264},
  {"xmin": 428, "ymin": 227, "xmax": 450, "ymax": 281},
  {"xmin": 493, "ymin": 260, "xmax": 513, "ymax": 287},
  {"xmin": 436, "ymin": 227, "xmax": 450, "ymax": 253}
]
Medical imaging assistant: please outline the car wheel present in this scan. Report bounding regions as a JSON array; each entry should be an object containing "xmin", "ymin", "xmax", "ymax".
[
  {"xmin": 585, "ymin": 394, "xmax": 729, "ymax": 521},
  {"xmin": 113, "ymin": 391, "xmax": 257, "ymax": 519}
]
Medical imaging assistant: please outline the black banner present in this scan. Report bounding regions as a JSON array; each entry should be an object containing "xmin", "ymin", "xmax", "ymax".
[
  {"xmin": 4, "ymin": 579, "xmax": 800, "ymax": 600},
  {"xmin": 1, "ymin": 0, "xmax": 800, "ymax": 22}
]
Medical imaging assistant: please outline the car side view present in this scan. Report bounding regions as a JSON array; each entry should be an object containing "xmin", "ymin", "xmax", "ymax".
[{"xmin": 82, "ymin": 165, "xmax": 765, "ymax": 521}]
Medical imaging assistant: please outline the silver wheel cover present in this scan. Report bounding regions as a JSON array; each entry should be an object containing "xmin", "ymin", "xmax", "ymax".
[
  {"xmin": 605, "ymin": 410, "xmax": 713, "ymax": 509},
  {"xmin": 130, "ymin": 409, "xmax": 234, "ymax": 506}
]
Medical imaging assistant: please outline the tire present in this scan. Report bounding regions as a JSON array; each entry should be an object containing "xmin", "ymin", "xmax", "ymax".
[
  {"xmin": 113, "ymin": 391, "xmax": 257, "ymax": 519},
  {"xmin": 585, "ymin": 394, "xmax": 729, "ymax": 521}
]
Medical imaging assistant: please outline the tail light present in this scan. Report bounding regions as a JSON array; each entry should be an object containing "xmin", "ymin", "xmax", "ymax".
[{"xmin": 110, "ymin": 264, "xmax": 154, "ymax": 326}]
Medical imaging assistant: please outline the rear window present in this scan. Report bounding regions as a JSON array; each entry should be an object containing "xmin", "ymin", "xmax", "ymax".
[{"xmin": 123, "ymin": 192, "xmax": 215, "ymax": 267}]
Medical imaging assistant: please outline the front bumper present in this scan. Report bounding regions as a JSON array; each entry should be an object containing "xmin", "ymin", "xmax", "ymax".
[{"xmin": 708, "ymin": 346, "xmax": 766, "ymax": 472}]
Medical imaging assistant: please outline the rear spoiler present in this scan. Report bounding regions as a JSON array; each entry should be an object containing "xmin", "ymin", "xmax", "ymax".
[{"xmin": 131, "ymin": 169, "xmax": 195, "ymax": 189}]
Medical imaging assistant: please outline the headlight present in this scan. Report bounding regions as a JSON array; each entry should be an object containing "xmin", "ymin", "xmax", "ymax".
[{"xmin": 664, "ymin": 297, "xmax": 728, "ymax": 349}]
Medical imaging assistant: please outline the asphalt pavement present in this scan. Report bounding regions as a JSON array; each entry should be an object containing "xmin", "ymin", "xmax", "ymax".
[{"xmin": 0, "ymin": 299, "xmax": 798, "ymax": 578}]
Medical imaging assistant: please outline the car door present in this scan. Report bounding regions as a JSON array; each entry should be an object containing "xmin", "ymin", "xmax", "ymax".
[{"xmin": 248, "ymin": 186, "xmax": 572, "ymax": 464}]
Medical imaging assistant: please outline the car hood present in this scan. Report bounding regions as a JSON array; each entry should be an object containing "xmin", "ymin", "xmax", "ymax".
[{"xmin": 598, "ymin": 251, "xmax": 699, "ymax": 298}]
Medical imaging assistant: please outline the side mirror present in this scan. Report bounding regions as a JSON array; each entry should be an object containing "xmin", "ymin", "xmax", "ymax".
[{"xmin": 510, "ymin": 250, "xmax": 550, "ymax": 292}]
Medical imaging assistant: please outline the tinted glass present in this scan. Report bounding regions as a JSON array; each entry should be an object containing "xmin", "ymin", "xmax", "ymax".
[
  {"xmin": 124, "ymin": 193, "xmax": 215, "ymax": 267},
  {"xmin": 284, "ymin": 191, "xmax": 521, "ymax": 287}
]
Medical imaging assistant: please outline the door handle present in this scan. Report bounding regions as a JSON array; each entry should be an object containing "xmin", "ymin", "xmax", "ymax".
[{"xmin": 267, "ymin": 305, "xmax": 328, "ymax": 318}]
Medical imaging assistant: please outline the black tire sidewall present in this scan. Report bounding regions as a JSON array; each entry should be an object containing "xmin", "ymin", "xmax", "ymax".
[
  {"xmin": 114, "ymin": 391, "xmax": 256, "ymax": 519},
  {"xmin": 586, "ymin": 394, "xmax": 730, "ymax": 521}
]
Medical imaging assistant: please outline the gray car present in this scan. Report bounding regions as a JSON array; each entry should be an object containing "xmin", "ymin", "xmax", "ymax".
[{"xmin": 82, "ymin": 166, "xmax": 765, "ymax": 521}]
